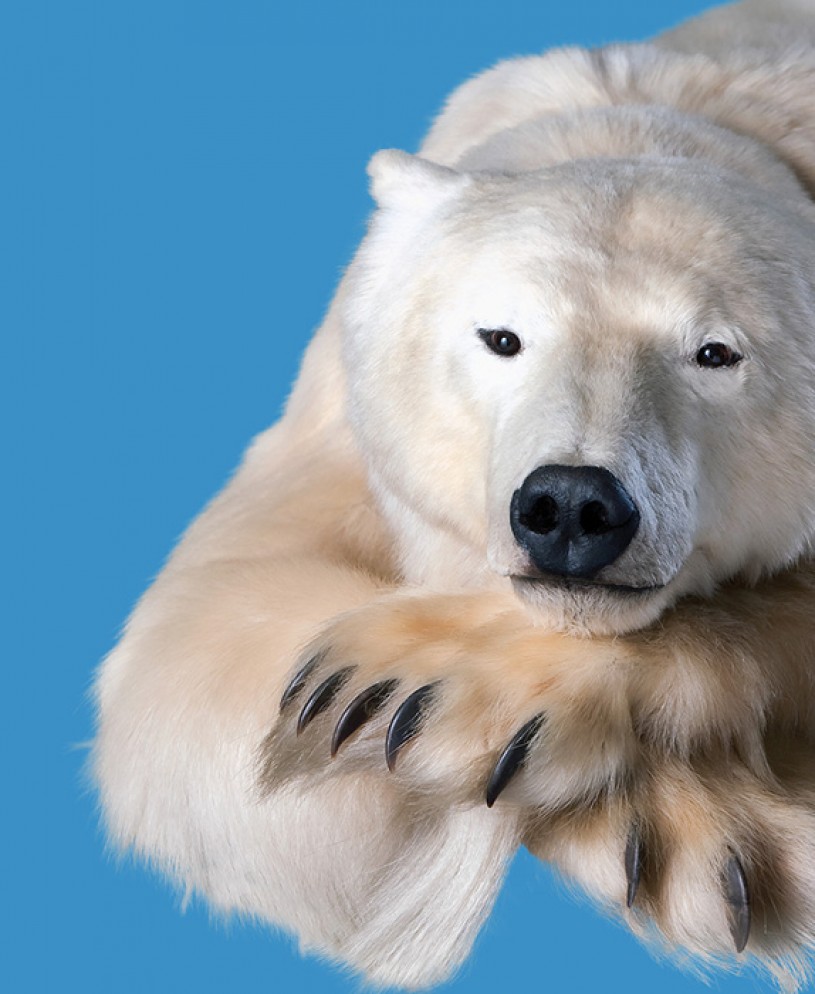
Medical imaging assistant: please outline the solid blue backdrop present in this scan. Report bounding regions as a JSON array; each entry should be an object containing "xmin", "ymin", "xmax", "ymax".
[{"xmin": 11, "ymin": 0, "xmax": 805, "ymax": 992}]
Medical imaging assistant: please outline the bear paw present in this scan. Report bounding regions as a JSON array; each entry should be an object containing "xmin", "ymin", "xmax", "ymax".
[
  {"xmin": 259, "ymin": 593, "xmax": 637, "ymax": 810},
  {"xmin": 528, "ymin": 743, "xmax": 815, "ymax": 980}
]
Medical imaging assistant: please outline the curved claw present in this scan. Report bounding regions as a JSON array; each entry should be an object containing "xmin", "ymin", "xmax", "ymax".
[
  {"xmin": 280, "ymin": 653, "xmax": 322, "ymax": 712},
  {"xmin": 296, "ymin": 667, "xmax": 354, "ymax": 735},
  {"xmin": 624, "ymin": 824, "xmax": 644, "ymax": 908},
  {"xmin": 331, "ymin": 679, "xmax": 399, "ymax": 757},
  {"xmin": 485, "ymin": 714, "xmax": 544, "ymax": 808},
  {"xmin": 723, "ymin": 853, "xmax": 751, "ymax": 953},
  {"xmin": 385, "ymin": 683, "xmax": 439, "ymax": 771}
]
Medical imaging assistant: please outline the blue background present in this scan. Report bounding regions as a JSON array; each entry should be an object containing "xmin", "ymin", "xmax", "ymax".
[{"xmin": 10, "ymin": 0, "xmax": 803, "ymax": 992}]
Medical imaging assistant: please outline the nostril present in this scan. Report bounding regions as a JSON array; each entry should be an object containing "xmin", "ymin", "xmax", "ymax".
[
  {"xmin": 520, "ymin": 494, "xmax": 559, "ymax": 535},
  {"xmin": 580, "ymin": 500, "xmax": 612, "ymax": 535}
]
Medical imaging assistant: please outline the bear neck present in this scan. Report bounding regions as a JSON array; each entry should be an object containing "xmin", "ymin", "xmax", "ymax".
[
  {"xmin": 455, "ymin": 103, "xmax": 805, "ymax": 203},
  {"xmin": 420, "ymin": 43, "xmax": 815, "ymax": 201}
]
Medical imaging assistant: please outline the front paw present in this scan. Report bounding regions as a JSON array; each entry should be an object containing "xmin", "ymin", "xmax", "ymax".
[
  {"xmin": 528, "ymin": 741, "xmax": 815, "ymax": 983},
  {"xmin": 258, "ymin": 594, "xmax": 637, "ymax": 810}
]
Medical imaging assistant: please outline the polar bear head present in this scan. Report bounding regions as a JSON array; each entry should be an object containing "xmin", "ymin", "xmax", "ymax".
[{"xmin": 341, "ymin": 150, "xmax": 815, "ymax": 635}]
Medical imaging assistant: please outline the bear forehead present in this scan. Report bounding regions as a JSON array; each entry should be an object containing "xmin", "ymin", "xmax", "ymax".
[
  {"xmin": 414, "ymin": 162, "xmax": 793, "ymax": 335},
  {"xmin": 446, "ymin": 159, "xmax": 783, "ymax": 264}
]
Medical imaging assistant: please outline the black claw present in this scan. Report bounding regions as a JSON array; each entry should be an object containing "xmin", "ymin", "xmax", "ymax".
[
  {"xmin": 296, "ymin": 668, "xmax": 354, "ymax": 735},
  {"xmin": 485, "ymin": 714, "xmax": 544, "ymax": 808},
  {"xmin": 723, "ymin": 853, "xmax": 751, "ymax": 954},
  {"xmin": 280, "ymin": 654, "xmax": 322, "ymax": 713},
  {"xmin": 624, "ymin": 824, "xmax": 644, "ymax": 908},
  {"xmin": 385, "ymin": 684, "xmax": 438, "ymax": 771},
  {"xmin": 331, "ymin": 680, "xmax": 399, "ymax": 757}
]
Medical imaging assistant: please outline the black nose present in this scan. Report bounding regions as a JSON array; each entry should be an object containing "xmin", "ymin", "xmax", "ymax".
[{"xmin": 510, "ymin": 465, "xmax": 640, "ymax": 580}]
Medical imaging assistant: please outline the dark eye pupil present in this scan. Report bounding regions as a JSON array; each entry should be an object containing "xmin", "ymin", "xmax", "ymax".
[
  {"xmin": 696, "ymin": 342, "xmax": 741, "ymax": 368},
  {"xmin": 480, "ymin": 329, "xmax": 521, "ymax": 356}
]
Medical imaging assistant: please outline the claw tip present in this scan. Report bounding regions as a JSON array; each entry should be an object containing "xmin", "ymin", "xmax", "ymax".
[
  {"xmin": 724, "ymin": 854, "xmax": 751, "ymax": 954},
  {"xmin": 484, "ymin": 713, "xmax": 544, "ymax": 808},
  {"xmin": 385, "ymin": 683, "xmax": 437, "ymax": 771},
  {"xmin": 624, "ymin": 824, "xmax": 643, "ymax": 909}
]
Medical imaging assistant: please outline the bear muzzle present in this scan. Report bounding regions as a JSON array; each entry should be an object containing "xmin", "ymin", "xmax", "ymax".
[{"xmin": 510, "ymin": 464, "xmax": 641, "ymax": 583}]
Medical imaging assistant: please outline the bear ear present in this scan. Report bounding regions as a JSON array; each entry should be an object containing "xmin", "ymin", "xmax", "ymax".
[{"xmin": 367, "ymin": 149, "xmax": 468, "ymax": 212}]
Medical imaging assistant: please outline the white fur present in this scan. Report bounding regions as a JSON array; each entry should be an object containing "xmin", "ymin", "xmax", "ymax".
[{"xmin": 94, "ymin": 1, "xmax": 815, "ymax": 989}]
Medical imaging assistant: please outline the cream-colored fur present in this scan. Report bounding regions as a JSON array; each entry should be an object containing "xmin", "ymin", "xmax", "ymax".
[{"xmin": 93, "ymin": 0, "xmax": 815, "ymax": 989}]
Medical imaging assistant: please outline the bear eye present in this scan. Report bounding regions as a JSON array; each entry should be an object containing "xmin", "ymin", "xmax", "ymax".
[
  {"xmin": 695, "ymin": 342, "xmax": 743, "ymax": 369},
  {"xmin": 478, "ymin": 329, "xmax": 522, "ymax": 357}
]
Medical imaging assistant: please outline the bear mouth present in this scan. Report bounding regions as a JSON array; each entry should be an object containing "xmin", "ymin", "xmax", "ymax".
[{"xmin": 511, "ymin": 572, "xmax": 665, "ymax": 597}]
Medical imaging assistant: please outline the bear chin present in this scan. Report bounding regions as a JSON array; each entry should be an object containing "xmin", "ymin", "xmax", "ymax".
[{"xmin": 511, "ymin": 573, "xmax": 674, "ymax": 636}]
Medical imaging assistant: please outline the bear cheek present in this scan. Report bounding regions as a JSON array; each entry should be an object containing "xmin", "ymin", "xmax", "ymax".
[{"xmin": 357, "ymin": 376, "xmax": 492, "ymax": 546}]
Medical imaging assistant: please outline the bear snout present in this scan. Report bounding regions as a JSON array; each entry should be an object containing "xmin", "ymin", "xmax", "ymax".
[{"xmin": 510, "ymin": 465, "xmax": 640, "ymax": 581}]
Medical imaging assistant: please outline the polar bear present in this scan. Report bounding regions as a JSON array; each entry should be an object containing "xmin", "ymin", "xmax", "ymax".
[{"xmin": 93, "ymin": 0, "xmax": 815, "ymax": 989}]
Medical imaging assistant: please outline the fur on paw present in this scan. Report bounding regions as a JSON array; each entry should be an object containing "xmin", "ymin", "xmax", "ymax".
[
  {"xmin": 257, "ymin": 593, "xmax": 638, "ymax": 809},
  {"xmin": 526, "ymin": 740, "xmax": 815, "ymax": 990}
]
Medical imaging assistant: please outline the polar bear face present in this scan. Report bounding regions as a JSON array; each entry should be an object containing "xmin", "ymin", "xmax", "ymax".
[{"xmin": 342, "ymin": 151, "xmax": 815, "ymax": 634}]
